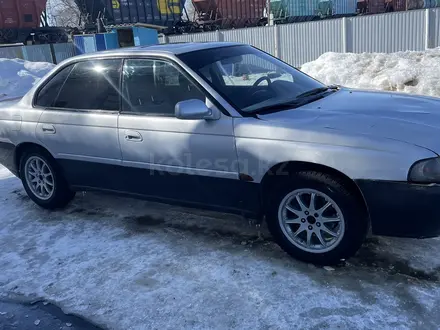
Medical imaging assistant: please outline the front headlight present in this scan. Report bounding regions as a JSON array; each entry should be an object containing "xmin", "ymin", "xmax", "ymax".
[{"xmin": 408, "ymin": 157, "xmax": 440, "ymax": 183}]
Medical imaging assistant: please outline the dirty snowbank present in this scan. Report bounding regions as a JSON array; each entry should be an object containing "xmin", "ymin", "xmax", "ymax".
[
  {"xmin": 301, "ymin": 47, "xmax": 440, "ymax": 98},
  {"xmin": 0, "ymin": 58, "xmax": 54, "ymax": 101}
]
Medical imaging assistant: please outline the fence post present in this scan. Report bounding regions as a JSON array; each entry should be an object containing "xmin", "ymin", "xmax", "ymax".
[
  {"xmin": 342, "ymin": 17, "xmax": 348, "ymax": 53},
  {"xmin": 216, "ymin": 29, "xmax": 224, "ymax": 42},
  {"xmin": 425, "ymin": 9, "xmax": 431, "ymax": 50},
  {"xmin": 274, "ymin": 24, "xmax": 281, "ymax": 59},
  {"xmin": 49, "ymin": 44, "xmax": 57, "ymax": 64}
]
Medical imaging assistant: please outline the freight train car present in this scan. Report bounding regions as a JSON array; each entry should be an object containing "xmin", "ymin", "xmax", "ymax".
[
  {"xmin": 0, "ymin": 0, "xmax": 68, "ymax": 44},
  {"xmin": 357, "ymin": 0, "xmax": 440, "ymax": 14},
  {"xmin": 270, "ymin": 0, "xmax": 357, "ymax": 23},
  {"xmin": 75, "ymin": 0, "xmax": 189, "ymax": 34},
  {"xmin": 191, "ymin": 0, "xmax": 267, "ymax": 29},
  {"xmin": 76, "ymin": 0, "xmax": 440, "ymax": 38}
]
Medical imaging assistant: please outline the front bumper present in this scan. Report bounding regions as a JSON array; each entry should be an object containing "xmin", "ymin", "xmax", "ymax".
[
  {"xmin": 0, "ymin": 142, "xmax": 17, "ymax": 176},
  {"xmin": 356, "ymin": 179, "xmax": 440, "ymax": 238}
]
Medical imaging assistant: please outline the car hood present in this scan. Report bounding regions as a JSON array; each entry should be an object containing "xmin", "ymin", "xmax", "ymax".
[{"xmin": 256, "ymin": 88, "xmax": 440, "ymax": 154}]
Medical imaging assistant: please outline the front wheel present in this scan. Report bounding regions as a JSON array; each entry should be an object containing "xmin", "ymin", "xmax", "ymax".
[
  {"xmin": 20, "ymin": 148, "xmax": 75, "ymax": 210},
  {"xmin": 266, "ymin": 171, "xmax": 369, "ymax": 265}
]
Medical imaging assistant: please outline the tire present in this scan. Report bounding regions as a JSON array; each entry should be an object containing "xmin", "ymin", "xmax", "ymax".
[
  {"xmin": 266, "ymin": 171, "xmax": 369, "ymax": 265},
  {"xmin": 19, "ymin": 147, "xmax": 75, "ymax": 210}
]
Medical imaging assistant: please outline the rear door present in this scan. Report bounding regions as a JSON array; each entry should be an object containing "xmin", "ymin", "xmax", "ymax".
[{"xmin": 35, "ymin": 58, "xmax": 124, "ymax": 190}]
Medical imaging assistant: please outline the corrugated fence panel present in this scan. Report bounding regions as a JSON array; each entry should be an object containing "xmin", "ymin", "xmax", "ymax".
[
  {"xmin": 0, "ymin": 46, "xmax": 23, "ymax": 59},
  {"xmin": 21, "ymin": 45, "xmax": 53, "ymax": 63},
  {"xmin": 350, "ymin": 10, "xmax": 426, "ymax": 53},
  {"xmin": 53, "ymin": 43, "xmax": 76, "ymax": 64},
  {"xmin": 83, "ymin": 36, "xmax": 97, "ymax": 53},
  {"xmin": 222, "ymin": 26, "xmax": 276, "ymax": 56},
  {"xmin": 0, "ymin": 43, "xmax": 75, "ymax": 64},
  {"xmin": 434, "ymin": 8, "xmax": 440, "ymax": 47},
  {"xmin": 168, "ymin": 31, "xmax": 218, "ymax": 43},
  {"xmin": 279, "ymin": 19, "xmax": 344, "ymax": 67},
  {"xmin": 168, "ymin": 33, "xmax": 190, "ymax": 43}
]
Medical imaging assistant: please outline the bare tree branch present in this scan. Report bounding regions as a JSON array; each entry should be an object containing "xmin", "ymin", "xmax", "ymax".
[
  {"xmin": 46, "ymin": 0, "xmax": 82, "ymax": 28},
  {"xmin": 183, "ymin": 0, "xmax": 198, "ymax": 21}
]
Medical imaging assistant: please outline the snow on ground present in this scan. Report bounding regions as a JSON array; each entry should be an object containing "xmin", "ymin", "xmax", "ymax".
[
  {"xmin": 301, "ymin": 47, "xmax": 440, "ymax": 98},
  {"xmin": 1, "ymin": 166, "xmax": 440, "ymax": 330},
  {"xmin": 2, "ymin": 49, "xmax": 440, "ymax": 329},
  {"xmin": 0, "ymin": 58, "xmax": 54, "ymax": 101}
]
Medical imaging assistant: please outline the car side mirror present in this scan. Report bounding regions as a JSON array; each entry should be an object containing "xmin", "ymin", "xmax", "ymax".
[{"xmin": 175, "ymin": 99, "xmax": 221, "ymax": 120}]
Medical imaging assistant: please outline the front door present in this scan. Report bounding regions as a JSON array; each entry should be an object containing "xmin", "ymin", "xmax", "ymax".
[
  {"xmin": 35, "ymin": 59, "xmax": 123, "ymax": 190},
  {"xmin": 117, "ymin": 58, "xmax": 245, "ymax": 212}
]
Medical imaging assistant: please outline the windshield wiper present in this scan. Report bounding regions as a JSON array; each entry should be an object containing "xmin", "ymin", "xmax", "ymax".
[
  {"xmin": 295, "ymin": 85, "xmax": 339, "ymax": 99},
  {"xmin": 248, "ymin": 85, "xmax": 339, "ymax": 115},
  {"xmin": 253, "ymin": 94, "xmax": 324, "ymax": 115}
]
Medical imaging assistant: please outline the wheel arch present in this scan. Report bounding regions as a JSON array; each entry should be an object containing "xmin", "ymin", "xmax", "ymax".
[
  {"xmin": 14, "ymin": 142, "xmax": 54, "ymax": 177},
  {"xmin": 260, "ymin": 161, "xmax": 370, "ymax": 220}
]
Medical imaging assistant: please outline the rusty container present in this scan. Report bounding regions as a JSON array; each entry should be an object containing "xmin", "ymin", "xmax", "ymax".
[
  {"xmin": 0, "ymin": 0, "xmax": 47, "ymax": 29},
  {"xmin": 192, "ymin": 0, "xmax": 266, "ymax": 28}
]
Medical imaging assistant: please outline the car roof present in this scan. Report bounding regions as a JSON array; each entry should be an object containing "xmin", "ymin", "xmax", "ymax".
[
  {"xmin": 19, "ymin": 41, "xmax": 246, "ymax": 106},
  {"xmin": 71, "ymin": 41, "xmax": 244, "ymax": 61},
  {"xmin": 132, "ymin": 41, "xmax": 243, "ymax": 54}
]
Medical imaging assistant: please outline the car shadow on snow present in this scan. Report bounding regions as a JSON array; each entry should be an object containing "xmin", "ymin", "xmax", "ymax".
[{"xmin": 123, "ymin": 211, "xmax": 440, "ymax": 282}]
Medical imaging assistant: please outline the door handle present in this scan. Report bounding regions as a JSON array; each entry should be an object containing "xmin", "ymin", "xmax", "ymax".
[
  {"xmin": 124, "ymin": 130, "xmax": 143, "ymax": 142},
  {"xmin": 42, "ymin": 124, "xmax": 56, "ymax": 134}
]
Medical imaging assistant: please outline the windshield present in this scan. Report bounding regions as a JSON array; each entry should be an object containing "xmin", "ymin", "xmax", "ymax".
[{"xmin": 178, "ymin": 45, "xmax": 327, "ymax": 113}]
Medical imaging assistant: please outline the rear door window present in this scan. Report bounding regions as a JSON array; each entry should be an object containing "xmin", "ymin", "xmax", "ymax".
[
  {"xmin": 35, "ymin": 65, "xmax": 73, "ymax": 108},
  {"xmin": 53, "ymin": 59, "xmax": 122, "ymax": 111}
]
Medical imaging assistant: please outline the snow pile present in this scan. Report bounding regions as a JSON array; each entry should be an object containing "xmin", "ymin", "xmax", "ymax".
[
  {"xmin": 0, "ymin": 58, "xmax": 54, "ymax": 101},
  {"xmin": 301, "ymin": 48, "xmax": 440, "ymax": 98}
]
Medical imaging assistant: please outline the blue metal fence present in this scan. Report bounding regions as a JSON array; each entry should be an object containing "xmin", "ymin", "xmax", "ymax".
[
  {"xmin": 52, "ymin": 43, "xmax": 76, "ymax": 64},
  {"xmin": 0, "ymin": 46, "xmax": 24, "ymax": 60},
  {"xmin": 0, "ymin": 43, "xmax": 75, "ymax": 64},
  {"xmin": 21, "ymin": 44, "xmax": 54, "ymax": 63}
]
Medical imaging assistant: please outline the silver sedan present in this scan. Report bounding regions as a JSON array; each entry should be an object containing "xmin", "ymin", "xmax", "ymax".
[{"xmin": 1, "ymin": 42, "xmax": 439, "ymax": 264}]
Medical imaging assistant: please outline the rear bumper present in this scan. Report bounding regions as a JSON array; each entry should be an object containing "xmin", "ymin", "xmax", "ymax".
[
  {"xmin": 356, "ymin": 179, "xmax": 440, "ymax": 238},
  {"xmin": 0, "ymin": 142, "xmax": 18, "ymax": 176}
]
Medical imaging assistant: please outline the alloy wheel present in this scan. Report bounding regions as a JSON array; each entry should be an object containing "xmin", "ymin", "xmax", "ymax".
[
  {"xmin": 278, "ymin": 188, "xmax": 345, "ymax": 253},
  {"xmin": 24, "ymin": 156, "xmax": 55, "ymax": 201}
]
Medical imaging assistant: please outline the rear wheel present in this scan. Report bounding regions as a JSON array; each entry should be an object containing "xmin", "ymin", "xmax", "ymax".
[
  {"xmin": 20, "ymin": 148, "xmax": 75, "ymax": 209},
  {"xmin": 266, "ymin": 171, "xmax": 368, "ymax": 265}
]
